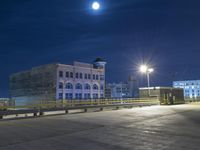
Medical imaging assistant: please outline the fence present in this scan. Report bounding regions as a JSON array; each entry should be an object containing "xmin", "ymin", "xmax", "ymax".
[{"xmin": 0, "ymin": 98, "xmax": 160, "ymax": 110}]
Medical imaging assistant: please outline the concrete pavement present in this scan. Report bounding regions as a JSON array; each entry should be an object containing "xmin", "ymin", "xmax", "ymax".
[{"xmin": 0, "ymin": 104, "xmax": 200, "ymax": 150}]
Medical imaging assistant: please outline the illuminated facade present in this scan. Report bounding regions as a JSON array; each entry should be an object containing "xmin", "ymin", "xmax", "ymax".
[
  {"xmin": 10, "ymin": 59, "xmax": 106, "ymax": 106},
  {"xmin": 106, "ymin": 76, "xmax": 139, "ymax": 98},
  {"xmin": 173, "ymin": 80, "xmax": 200, "ymax": 99},
  {"xmin": 56, "ymin": 61, "xmax": 106, "ymax": 100}
]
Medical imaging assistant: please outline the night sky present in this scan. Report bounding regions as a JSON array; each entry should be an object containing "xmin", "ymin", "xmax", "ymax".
[{"xmin": 1, "ymin": 0, "xmax": 200, "ymax": 97}]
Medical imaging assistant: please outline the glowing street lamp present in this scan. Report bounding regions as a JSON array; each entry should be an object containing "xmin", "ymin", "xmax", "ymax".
[{"xmin": 140, "ymin": 65, "xmax": 154, "ymax": 96}]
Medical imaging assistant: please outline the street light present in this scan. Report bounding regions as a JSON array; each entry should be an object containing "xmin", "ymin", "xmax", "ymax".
[{"xmin": 140, "ymin": 65, "xmax": 154, "ymax": 97}]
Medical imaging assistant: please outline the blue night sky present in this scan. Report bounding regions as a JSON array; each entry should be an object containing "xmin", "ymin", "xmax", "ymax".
[{"xmin": 1, "ymin": 0, "xmax": 200, "ymax": 97}]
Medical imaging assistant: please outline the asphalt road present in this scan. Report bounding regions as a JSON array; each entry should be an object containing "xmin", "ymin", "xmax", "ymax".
[{"xmin": 0, "ymin": 104, "xmax": 200, "ymax": 150}]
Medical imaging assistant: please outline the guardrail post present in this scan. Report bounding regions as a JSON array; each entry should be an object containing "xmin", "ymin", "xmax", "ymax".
[
  {"xmin": 65, "ymin": 110, "xmax": 68, "ymax": 114},
  {"xmin": 39, "ymin": 111, "xmax": 44, "ymax": 116},
  {"xmin": 33, "ymin": 112, "xmax": 37, "ymax": 117}
]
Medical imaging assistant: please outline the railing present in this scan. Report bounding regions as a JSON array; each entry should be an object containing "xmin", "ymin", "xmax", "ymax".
[
  {"xmin": 185, "ymin": 98, "xmax": 200, "ymax": 103},
  {"xmin": 0, "ymin": 98, "xmax": 160, "ymax": 110}
]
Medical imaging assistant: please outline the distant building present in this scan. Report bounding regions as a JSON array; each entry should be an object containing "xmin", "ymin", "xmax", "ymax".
[
  {"xmin": 128, "ymin": 76, "xmax": 139, "ymax": 98},
  {"xmin": 10, "ymin": 59, "xmax": 106, "ymax": 106},
  {"xmin": 105, "ymin": 86, "xmax": 112, "ymax": 98},
  {"xmin": 106, "ymin": 76, "xmax": 139, "ymax": 98},
  {"xmin": 139, "ymin": 87, "xmax": 184, "ymax": 104},
  {"xmin": 106, "ymin": 83, "xmax": 130, "ymax": 98},
  {"xmin": 0, "ymin": 98, "xmax": 10, "ymax": 107},
  {"xmin": 173, "ymin": 80, "xmax": 200, "ymax": 99}
]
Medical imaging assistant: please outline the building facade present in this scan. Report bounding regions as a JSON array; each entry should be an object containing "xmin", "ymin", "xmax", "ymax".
[
  {"xmin": 10, "ymin": 59, "xmax": 106, "ymax": 106},
  {"xmin": 106, "ymin": 83, "xmax": 130, "ymax": 98},
  {"xmin": 106, "ymin": 76, "xmax": 139, "ymax": 98},
  {"xmin": 173, "ymin": 80, "xmax": 200, "ymax": 99}
]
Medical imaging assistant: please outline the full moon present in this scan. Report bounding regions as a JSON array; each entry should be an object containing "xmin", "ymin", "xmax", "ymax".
[{"xmin": 92, "ymin": 2, "xmax": 100, "ymax": 10}]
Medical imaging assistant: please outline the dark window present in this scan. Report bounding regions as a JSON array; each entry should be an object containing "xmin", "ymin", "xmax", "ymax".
[
  {"xmin": 75, "ymin": 93, "xmax": 79, "ymax": 99},
  {"xmin": 96, "ymin": 75, "xmax": 99, "ymax": 80},
  {"xmin": 100, "ymin": 85, "xmax": 104, "ymax": 90},
  {"xmin": 75, "ymin": 93, "xmax": 82, "ymax": 99},
  {"xmin": 66, "ymin": 72, "xmax": 69, "ymax": 78},
  {"xmin": 79, "ymin": 93, "xmax": 82, "ymax": 99},
  {"xmin": 59, "ymin": 93, "xmax": 63, "ymax": 100},
  {"xmin": 59, "ymin": 71, "xmax": 63, "ymax": 77},
  {"xmin": 84, "ymin": 93, "xmax": 90, "ymax": 99},
  {"xmin": 88, "ymin": 74, "xmax": 91, "ymax": 79},
  {"xmin": 84, "ymin": 74, "xmax": 87, "ymax": 79},
  {"xmin": 85, "ymin": 84, "xmax": 91, "ymax": 90},
  {"xmin": 65, "ymin": 93, "xmax": 73, "ymax": 99},
  {"xmin": 66, "ymin": 83, "xmax": 73, "ymax": 89},
  {"xmin": 80, "ymin": 73, "xmax": 83, "ymax": 79},
  {"xmin": 70, "ymin": 72, "xmax": 73, "ymax": 78},
  {"xmin": 93, "ymin": 74, "xmax": 95, "ymax": 80},
  {"xmin": 76, "ymin": 83, "xmax": 82, "ymax": 89},
  {"xmin": 100, "ymin": 75, "xmax": 104, "ymax": 80},
  {"xmin": 59, "ymin": 82, "xmax": 63, "ymax": 89},
  {"xmin": 93, "ymin": 93, "xmax": 98, "ymax": 99},
  {"xmin": 93, "ymin": 84, "xmax": 98, "ymax": 90},
  {"xmin": 76, "ymin": 73, "xmax": 79, "ymax": 79}
]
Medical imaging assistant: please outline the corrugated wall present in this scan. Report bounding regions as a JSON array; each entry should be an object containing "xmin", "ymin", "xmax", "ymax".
[{"xmin": 9, "ymin": 64, "xmax": 58, "ymax": 106}]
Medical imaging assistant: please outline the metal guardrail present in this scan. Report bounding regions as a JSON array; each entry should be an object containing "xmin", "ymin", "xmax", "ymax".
[
  {"xmin": 0, "ymin": 98, "xmax": 160, "ymax": 110},
  {"xmin": 0, "ymin": 98, "xmax": 160, "ymax": 119}
]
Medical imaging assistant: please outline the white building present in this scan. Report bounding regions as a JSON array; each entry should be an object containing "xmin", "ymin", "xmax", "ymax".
[
  {"xmin": 173, "ymin": 80, "xmax": 200, "ymax": 99},
  {"xmin": 10, "ymin": 59, "xmax": 106, "ymax": 106},
  {"xmin": 57, "ymin": 60, "xmax": 106, "ymax": 100}
]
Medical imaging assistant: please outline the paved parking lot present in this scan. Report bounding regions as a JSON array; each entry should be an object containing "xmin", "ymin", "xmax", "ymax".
[{"xmin": 0, "ymin": 104, "xmax": 200, "ymax": 150}]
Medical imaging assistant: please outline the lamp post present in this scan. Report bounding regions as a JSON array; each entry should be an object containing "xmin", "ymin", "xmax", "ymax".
[{"xmin": 140, "ymin": 65, "xmax": 154, "ymax": 97}]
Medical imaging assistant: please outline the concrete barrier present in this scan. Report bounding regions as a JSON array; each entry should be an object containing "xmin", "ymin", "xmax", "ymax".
[{"xmin": 0, "ymin": 102, "xmax": 159, "ymax": 120}]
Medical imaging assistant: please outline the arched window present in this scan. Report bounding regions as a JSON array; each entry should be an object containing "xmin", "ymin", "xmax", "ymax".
[
  {"xmin": 85, "ymin": 83, "xmax": 91, "ymax": 90},
  {"xmin": 66, "ymin": 83, "xmax": 73, "ymax": 89},
  {"xmin": 76, "ymin": 83, "xmax": 82, "ymax": 90},
  {"xmin": 93, "ymin": 84, "xmax": 99, "ymax": 90}
]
